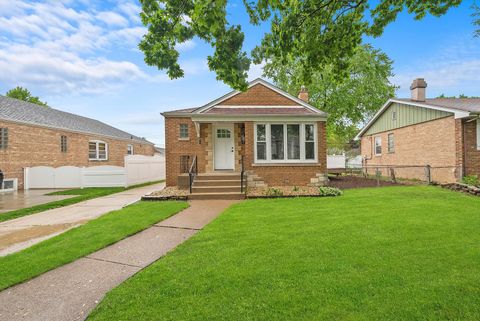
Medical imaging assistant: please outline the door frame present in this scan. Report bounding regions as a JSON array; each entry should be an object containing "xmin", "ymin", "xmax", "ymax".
[{"xmin": 213, "ymin": 123, "xmax": 235, "ymax": 171}]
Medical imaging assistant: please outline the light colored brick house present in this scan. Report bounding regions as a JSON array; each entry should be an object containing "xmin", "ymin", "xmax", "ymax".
[
  {"xmin": 0, "ymin": 96, "xmax": 155, "ymax": 190},
  {"xmin": 162, "ymin": 78, "xmax": 328, "ymax": 199},
  {"xmin": 356, "ymin": 78, "xmax": 480, "ymax": 183}
]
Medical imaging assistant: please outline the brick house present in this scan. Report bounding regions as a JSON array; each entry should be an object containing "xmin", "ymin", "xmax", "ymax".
[
  {"xmin": 0, "ymin": 96, "xmax": 155, "ymax": 190},
  {"xmin": 356, "ymin": 78, "xmax": 480, "ymax": 183},
  {"xmin": 162, "ymin": 78, "xmax": 328, "ymax": 199}
]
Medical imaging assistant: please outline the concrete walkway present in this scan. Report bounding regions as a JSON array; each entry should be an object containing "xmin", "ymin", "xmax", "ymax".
[
  {"xmin": 0, "ymin": 183, "xmax": 165, "ymax": 256},
  {"xmin": 0, "ymin": 200, "xmax": 238, "ymax": 321}
]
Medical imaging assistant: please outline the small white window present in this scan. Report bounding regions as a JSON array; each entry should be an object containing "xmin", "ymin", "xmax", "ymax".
[
  {"xmin": 216, "ymin": 129, "xmax": 231, "ymax": 138},
  {"xmin": 256, "ymin": 124, "xmax": 267, "ymax": 160},
  {"xmin": 387, "ymin": 133, "xmax": 394, "ymax": 153},
  {"xmin": 179, "ymin": 124, "xmax": 189, "ymax": 139},
  {"xmin": 374, "ymin": 136, "xmax": 382, "ymax": 155},
  {"xmin": 127, "ymin": 144, "xmax": 134, "ymax": 155},
  {"xmin": 392, "ymin": 111, "xmax": 397, "ymax": 121},
  {"xmin": 476, "ymin": 119, "xmax": 480, "ymax": 150},
  {"xmin": 61, "ymin": 135, "xmax": 67, "ymax": 153},
  {"xmin": 89, "ymin": 140, "xmax": 108, "ymax": 160}
]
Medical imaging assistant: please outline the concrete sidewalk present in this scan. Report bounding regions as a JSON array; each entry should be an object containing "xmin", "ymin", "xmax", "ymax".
[
  {"xmin": 0, "ymin": 183, "xmax": 165, "ymax": 256},
  {"xmin": 0, "ymin": 200, "xmax": 238, "ymax": 321}
]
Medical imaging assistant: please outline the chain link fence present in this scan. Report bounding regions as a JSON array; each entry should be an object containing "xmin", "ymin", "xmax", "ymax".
[{"xmin": 362, "ymin": 164, "xmax": 461, "ymax": 185}]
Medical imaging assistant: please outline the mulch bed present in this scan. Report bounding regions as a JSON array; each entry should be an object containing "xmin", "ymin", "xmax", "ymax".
[
  {"xmin": 327, "ymin": 175, "xmax": 401, "ymax": 189},
  {"xmin": 142, "ymin": 187, "xmax": 188, "ymax": 201}
]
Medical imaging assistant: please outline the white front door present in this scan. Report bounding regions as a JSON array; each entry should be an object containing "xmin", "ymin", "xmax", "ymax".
[{"xmin": 214, "ymin": 124, "xmax": 235, "ymax": 170}]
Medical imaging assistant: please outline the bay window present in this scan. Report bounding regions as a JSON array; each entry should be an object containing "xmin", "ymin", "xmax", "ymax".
[{"xmin": 254, "ymin": 123, "xmax": 317, "ymax": 163}]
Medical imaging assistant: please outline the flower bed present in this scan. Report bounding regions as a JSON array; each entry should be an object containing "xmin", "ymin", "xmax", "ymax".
[
  {"xmin": 440, "ymin": 183, "xmax": 480, "ymax": 196},
  {"xmin": 142, "ymin": 187, "xmax": 188, "ymax": 201},
  {"xmin": 247, "ymin": 186, "xmax": 342, "ymax": 199}
]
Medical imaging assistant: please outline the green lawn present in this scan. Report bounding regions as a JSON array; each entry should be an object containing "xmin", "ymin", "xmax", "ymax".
[
  {"xmin": 0, "ymin": 180, "xmax": 163, "ymax": 223},
  {"xmin": 89, "ymin": 186, "xmax": 480, "ymax": 321},
  {"xmin": 0, "ymin": 200, "xmax": 187, "ymax": 291}
]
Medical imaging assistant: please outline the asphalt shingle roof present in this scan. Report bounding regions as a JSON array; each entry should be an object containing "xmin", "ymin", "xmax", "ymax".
[
  {"xmin": 0, "ymin": 95, "xmax": 152, "ymax": 144},
  {"xmin": 397, "ymin": 98, "xmax": 480, "ymax": 113}
]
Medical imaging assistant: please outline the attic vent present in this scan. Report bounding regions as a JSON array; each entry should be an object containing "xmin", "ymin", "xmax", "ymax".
[{"xmin": 392, "ymin": 111, "xmax": 397, "ymax": 121}]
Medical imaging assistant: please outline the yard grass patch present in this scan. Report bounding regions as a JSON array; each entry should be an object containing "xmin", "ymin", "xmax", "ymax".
[
  {"xmin": 89, "ymin": 186, "xmax": 480, "ymax": 321},
  {"xmin": 0, "ymin": 200, "xmax": 187, "ymax": 291},
  {"xmin": 0, "ymin": 180, "xmax": 164, "ymax": 223}
]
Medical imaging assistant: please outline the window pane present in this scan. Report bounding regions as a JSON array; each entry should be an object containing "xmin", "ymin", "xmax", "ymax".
[
  {"xmin": 179, "ymin": 124, "xmax": 188, "ymax": 138},
  {"xmin": 388, "ymin": 134, "xmax": 394, "ymax": 153},
  {"xmin": 287, "ymin": 124, "xmax": 300, "ymax": 160},
  {"xmin": 271, "ymin": 124, "xmax": 284, "ymax": 160},
  {"xmin": 305, "ymin": 142, "xmax": 315, "ymax": 160},
  {"xmin": 89, "ymin": 142, "xmax": 97, "ymax": 159},
  {"xmin": 256, "ymin": 142, "xmax": 266, "ymax": 160},
  {"xmin": 375, "ymin": 137, "xmax": 382, "ymax": 155},
  {"xmin": 305, "ymin": 124, "xmax": 314, "ymax": 141},
  {"xmin": 0, "ymin": 128, "xmax": 8, "ymax": 149},
  {"xmin": 98, "ymin": 143, "xmax": 107, "ymax": 159},
  {"xmin": 256, "ymin": 124, "xmax": 266, "ymax": 141}
]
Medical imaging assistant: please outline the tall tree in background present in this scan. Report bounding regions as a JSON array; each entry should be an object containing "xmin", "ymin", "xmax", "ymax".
[
  {"xmin": 139, "ymin": 0, "xmax": 461, "ymax": 90},
  {"xmin": 474, "ymin": 3, "xmax": 480, "ymax": 37},
  {"xmin": 5, "ymin": 87, "xmax": 48, "ymax": 107},
  {"xmin": 263, "ymin": 45, "xmax": 397, "ymax": 149}
]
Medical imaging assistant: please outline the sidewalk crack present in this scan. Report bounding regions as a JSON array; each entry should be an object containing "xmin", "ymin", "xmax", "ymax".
[
  {"xmin": 153, "ymin": 225, "xmax": 201, "ymax": 231},
  {"xmin": 84, "ymin": 256, "xmax": 142, "ymax": 268}
]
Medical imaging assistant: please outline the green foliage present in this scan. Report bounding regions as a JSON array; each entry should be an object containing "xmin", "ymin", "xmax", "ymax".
[
  {"xmin": 139, "ymin": 0, "xmax": 461, "ymax": 89},
  {"xmin": 89, "ymin": 186, "xmax": 480, "ymax": 321},
  {"xmin": 264, "ymin": 187, "xmax": 283, "ymax": 197},
  {"xmin": 462, "ymin": 175, "xmax": 479, "ymax": 187},
  {"xmin": 0, "ymin": 201, "xmax": 188, "ymax": 290},
  {"xmin": 318, "ymin": 186, "xmax": 343, "ymax": 197},
  {"xmin": 264, "ymin": 44, "xmax": 397, "ymax": 147},
  {"xmin": 6, "ymin": 86, "xmax": 48, "ymax": 107},
  {"xmin": 474, "ymin": 4, "xmax": 480, "ymax": 37}
]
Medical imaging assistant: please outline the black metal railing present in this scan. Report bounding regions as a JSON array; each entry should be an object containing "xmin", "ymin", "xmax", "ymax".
[
  {"xmin": 240, "ymin": 155, "xmax": 245, "ymax": 194},
  {"xmin": 188, "ymin": 155, "xmax": 198, "ymax": 194},
  {"xmin": 180, "ymin": 155, "xmax": 190, "ymax": 173}
]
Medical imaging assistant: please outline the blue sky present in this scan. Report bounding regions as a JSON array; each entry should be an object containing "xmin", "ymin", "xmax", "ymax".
[{"xmin": 0, "ymin": 0, "xmax": 479, "ymax": 146}]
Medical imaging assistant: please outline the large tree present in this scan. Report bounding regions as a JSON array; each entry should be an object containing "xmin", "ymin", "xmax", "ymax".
[
  {"xmin": 263, "ymin": 44, "xmax": 397, "ymax": 149},
  {"xmin": 5, "ymin": 87, "xmax": 48, "ymax": 107},
  {"xmin": 139, "ymin": 0, "xmax": 461, "ymax": 90}
]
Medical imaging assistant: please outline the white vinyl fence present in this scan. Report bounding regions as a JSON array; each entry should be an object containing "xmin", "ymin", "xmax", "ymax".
[
  {"xmin": 327, "ymin": 154, "xmax": 346, "ymax": 169},
  {"xmin": 24, "ymin": 155, "xmax": 165, "ymax": 190}
]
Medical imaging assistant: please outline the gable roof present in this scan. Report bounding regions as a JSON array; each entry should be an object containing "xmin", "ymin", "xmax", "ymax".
[
  {"xmin": 0, "ymin": 95, "xmax": 153, "ymax": 144},
  {"xmin": 355, "ymin": 98, "xmax": 478, "ymax": 139},
  {"xmin": 162, "ymin": 78, "xmax": 327, "ymax": 118}
]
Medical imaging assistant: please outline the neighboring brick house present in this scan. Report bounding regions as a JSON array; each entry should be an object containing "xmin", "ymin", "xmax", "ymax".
[
  {"xmin": 162, "ymin": 78, "xmax": 328, "ymax": 199},
  {"xmin": 0, "ymin": 96, "xmax": 155, "ymax": 190},
  {"xmin": 356, "ymin": 78, "xmax": 480, "ymax": 183}
]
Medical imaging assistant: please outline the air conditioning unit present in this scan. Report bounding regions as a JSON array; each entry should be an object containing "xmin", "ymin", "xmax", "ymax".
[{"xmin": 0, "ymin": 178, "xmax": 17, "ymax": 193}]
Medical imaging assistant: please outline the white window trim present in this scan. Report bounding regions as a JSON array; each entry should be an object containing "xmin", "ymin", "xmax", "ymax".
[
  {"xmin": 179, "ymin": 123, "xmax": 189, "ymax": 139},
  {"xmin": 89, "ymin": 140, "xmax": 108, "ymax": 161},
  {"xmin": 374, "ymin": 136, "xmax": 382, "ymax": 156},
  {"xmin": 477, "ymin": 119, "xmax": 480, "ymax": 150},
  {"xmin": 254, "ymin": 122, "xmax": 317, "ymax": 163},
  {"xmin": 127, "ymin": 144, "xmax": 134, "ymax": 155}
]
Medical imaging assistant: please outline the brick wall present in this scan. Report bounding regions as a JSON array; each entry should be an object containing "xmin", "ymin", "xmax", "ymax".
[
  {"xmin": 164, "ymin": 117, "xmax": 207, "ymax": 187},
  {"xmin": 221, "ymin": 84, "xmax": 297, "ymax": 106},
  {"xmin": 0, "ymin": 120, "xmax": 155, "ymax": 189},
  {"xmin": 464, "ymin": 120, "xmax": 480, "ymax": 177},
  {"xmin": 360, "ymin": 116, "xmax": 459, "ymax": 183}
]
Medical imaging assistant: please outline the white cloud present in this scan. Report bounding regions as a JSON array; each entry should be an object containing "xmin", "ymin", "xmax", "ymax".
[
  {"xmin": 96, "ymin": 11, "xmax": 129, "ymax": 27},
  {"xmin": 393, "ymin": 36, "xmax": 480, "ymax": 97},
  {"xmin": 247, "ymin": 62, "xmax": 266, "ymax": 81},
  {"xmin": 175, "ymin": 39, "xmax": 196, "ymax": 52}
]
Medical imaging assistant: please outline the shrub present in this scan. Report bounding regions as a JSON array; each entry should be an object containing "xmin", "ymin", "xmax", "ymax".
[
  {"xmin": 264, "ymin": 187, "xmax": 284, "ymax": 197},
  {"xmin": 292, "ymin": 186, "xmax": 300, "ymax": 192},
  {"xmin": 462, "ymin": 175, "xmax": 479, "ymax": 187},
  {"xmin": 318, "ymin": 186, "xmax": 343, "ymax": 197}
]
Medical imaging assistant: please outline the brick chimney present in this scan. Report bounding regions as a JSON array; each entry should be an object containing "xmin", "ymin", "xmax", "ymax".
[
  {"xmin": 410, "ymin": 78, "xmax": 427, "ymax": 102},
  {"xmin": 298, "ymin": 85, "xmax": 309, "ymax": 102}
]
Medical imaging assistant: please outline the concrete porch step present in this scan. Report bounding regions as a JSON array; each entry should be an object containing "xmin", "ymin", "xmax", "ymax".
[
  {"xmin": 196, "ymin": 173, "xmax": 241, "ymax": 181},
  {"xmin": 194, "ymin": 179, "xmax": 242, "ymax": 187},
  {"xmin": 189, "ymin": 192, "xmax": 245, "ymax": 200},
  {"xmin": 192, "ymin": 186, "xmax": 242, "ymax": 193}
]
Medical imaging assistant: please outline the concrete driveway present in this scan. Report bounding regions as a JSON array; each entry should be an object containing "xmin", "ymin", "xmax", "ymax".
[
  {"xmin": 0, "ymin": 183, "xmax": 165, "ymax": 256},
  {"xmin": 0, "ymin": 189, "xmax": 74, "ymax": 214}
]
